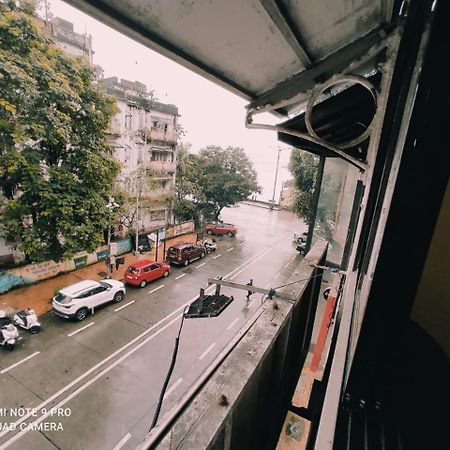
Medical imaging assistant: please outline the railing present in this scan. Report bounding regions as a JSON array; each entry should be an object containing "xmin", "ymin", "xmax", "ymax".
[
  {"xmin": 147, "ymin": 160, "xmax": 176, "ymax": 173},
  {"xmin": 144, "ymin": 128, "xmax": 177, "ymax": 144},
  {"xmin": 138, "ymin": 240, "xmax": 328, "ymax": 449}
]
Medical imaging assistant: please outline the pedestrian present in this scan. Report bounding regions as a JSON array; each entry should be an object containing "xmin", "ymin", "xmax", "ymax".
[
  {"xmin": 246, "ymin": 279, "xmax": 253, "ymax": 306},
  {"xmin": 109, "ymin": 255, "xmax": 116, "ymax": 275}
]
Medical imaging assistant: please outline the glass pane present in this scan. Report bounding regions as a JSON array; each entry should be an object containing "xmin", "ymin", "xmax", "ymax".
[{"xmin": 315, "ymin": 158, "xmax": 360, "ymax": 265}]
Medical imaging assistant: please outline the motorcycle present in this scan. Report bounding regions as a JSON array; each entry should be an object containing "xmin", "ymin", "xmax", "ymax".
[
  {"xmin": 13, "ymin": 309, "xmax": 41, "ymax": 334},
  {"xmin": 0, "ymin": 312, "xmax": 19, "ymax": 351},
  {"xmin": 203, "ymin": 239, "xmax": 217, "ymax": 254}
]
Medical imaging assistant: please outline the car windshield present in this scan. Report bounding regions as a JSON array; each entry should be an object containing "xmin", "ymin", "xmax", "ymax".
[
  {"xmin": 126, "ymin": 266, "xmax": 140, "ymax": 275},
  {"xmin": 168, "ymin": 247, "xmax": 180, "ymax": 255},
  {"xmin": 54, "ymin": 292, "xmax": 73, "ymax": 304}
]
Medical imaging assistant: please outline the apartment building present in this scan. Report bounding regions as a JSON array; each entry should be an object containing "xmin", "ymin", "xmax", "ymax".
[{"xmin": 101, "ymin": 77, "xmax": 179, "ymax": 236}]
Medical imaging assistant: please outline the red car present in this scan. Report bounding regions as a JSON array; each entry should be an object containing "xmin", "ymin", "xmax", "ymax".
[
  {"xmin": 205, "ymin": 222, "xmax": 237, "ymax": 236},
  {"xmin": 123, "ymin": 260, "xmax": 171, "ymax": 288}
]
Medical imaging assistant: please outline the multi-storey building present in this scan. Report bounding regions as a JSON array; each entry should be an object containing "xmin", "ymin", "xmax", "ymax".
[
  {"xmin": 47, "ymin": 17, "xmax": 93, "ymax": 64},
  {"xmin": 101, "ymin": 77, "xmax": 179, "ymax": 236}
]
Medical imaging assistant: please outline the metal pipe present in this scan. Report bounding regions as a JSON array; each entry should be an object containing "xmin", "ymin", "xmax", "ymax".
[{"xmin": 245, "ymin": 118, "xmax": 367, "ymax": 171}]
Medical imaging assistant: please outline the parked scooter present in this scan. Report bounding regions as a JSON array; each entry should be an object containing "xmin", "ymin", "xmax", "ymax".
[
  {"xmin": 0, "ymin": 311, "xmax": 19, "ymax": 350},
  {"xmin": 203, "ymin": 238, "xmax": 217, "ymax": 254},
  {"xmin": 13, "ymin": 308, "xmax": 40, "ymax": 334}
]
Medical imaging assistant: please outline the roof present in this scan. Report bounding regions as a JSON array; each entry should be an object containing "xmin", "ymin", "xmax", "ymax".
[
  {"xmin": 66, "ymin": 0, "xmax": 398, "ymax": 116},
  {"xmin": 127, "ymin": 259, "xmax": 157, "ymax": 268},
  {"xmin": 59, "ymin": 280, "xmax": 99, "ymax": 295}
]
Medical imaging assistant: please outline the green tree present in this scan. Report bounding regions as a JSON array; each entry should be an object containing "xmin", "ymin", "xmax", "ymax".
[
  {"xmin": 197, "ymin": 146, "xmax": 260, "ymax": 219},
  {"xmin": 0, "ymin": 2, "xmax": 119, "ymax": 261},
  {"xmin": 289, "ymin": 149, "xmax": 335, "ymax": 241},
  {"xmin": 172, "ymin": 143, "xmax": 203, "ymax": 225},
  {"xmin": 174, "ymin": 145, "xmax": 260, "ymax": 222}
]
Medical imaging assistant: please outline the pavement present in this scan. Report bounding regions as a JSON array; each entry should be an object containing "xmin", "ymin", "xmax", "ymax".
[{"xmin": 0, "ymin": 233, "xmax": 197, "ymax": 317}]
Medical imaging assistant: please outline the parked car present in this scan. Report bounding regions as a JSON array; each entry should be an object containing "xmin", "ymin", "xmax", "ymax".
[
  {"xmin": 124, "ymin": 260, "xmax": 170, "ymax": 288},
  {"xmin": 52, "ymin": 279, "xmax": 126, "ymax": 321},
  {"xmin": 166, "ymin": 243, "xmax": 206, "ymax": 266},
  {"xmin": 205, "ymin": 222, "xmax": 237, "ymax": 236}
]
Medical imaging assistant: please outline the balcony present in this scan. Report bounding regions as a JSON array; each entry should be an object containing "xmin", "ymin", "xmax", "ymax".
[
  {"xmin": 144, "ymin": 127, "xmax": 177, "ymax": 144},
  {"xmin": 139, "ymin": 241, "xmax": 328, "ymax": 449},
  {"xmin": 147, "ymin": 159, "xmax": 176, "ymax": 174}
]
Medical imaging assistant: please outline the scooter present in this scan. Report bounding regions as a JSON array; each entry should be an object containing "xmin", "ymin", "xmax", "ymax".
[
  {"xmin": 13, "ymin": 309, "xmax": 41, "ymax": 334},
  {"xmin": 203, "ymin": 239, "xmax": 217, "ymax": 254},
  {"xmin": 0, "ymin": 312, "xmax": 19, "ymax": 350}
]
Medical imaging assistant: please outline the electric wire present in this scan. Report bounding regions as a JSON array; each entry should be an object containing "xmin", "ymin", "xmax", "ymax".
[{"xmin": 149, "ymin": 307, "xmax": 187, "ymax": 432}]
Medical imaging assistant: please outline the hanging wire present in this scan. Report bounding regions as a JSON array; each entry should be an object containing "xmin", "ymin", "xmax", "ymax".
[{"xmin": 149, "ymin": 306, "xmax": 188, "ymax": 432}]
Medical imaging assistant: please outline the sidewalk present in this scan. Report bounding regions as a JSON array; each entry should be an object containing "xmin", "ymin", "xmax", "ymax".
[{"xmin": 0, "ymin": 233, "xmax": 197, "ymax": 317}]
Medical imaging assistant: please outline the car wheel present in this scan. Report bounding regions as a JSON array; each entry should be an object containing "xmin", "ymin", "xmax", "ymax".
[
  {"xmin": 184, "ymin": 259, "xmax": 189, "ymax": 266},
  {"xmin": 207, "ymin": 230, "xmax": 213, "ymax": 235},
  {"xmin": 114, "ymin": 291, "xmax": 124, "ymax": 302},
  {"xmin": 7, "ymin": 342, "xmax": 14, "ymax": 351},
  {"xmin": 30, "ymin": 326, "xmax": 40, "ymax": 334},
  {"xmin": 139, "ymin": 280, "xmax": 147, "ymax": 288},
  {"xmin": 75, "ymin": 308, "xmax": 88, "ymax": 321},
  {"xmin": 200, "ymin": 252, "xmax": 205, "ymax": 258},
  {"xmin": 163, "ymin": 270, "xmax": 170, "ymax": 277}
]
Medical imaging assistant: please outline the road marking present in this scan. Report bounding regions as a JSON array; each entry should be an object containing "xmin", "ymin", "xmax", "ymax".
[
  {"xmin": 274, "ymin": 271, "xmax": 281, "ymax": 278},
  {"xmin": 226, "ymin": 318, "xmax": 239, "ymax": 330},
  {"xmin": 291, "ymin": 254, "xmax": 297, "ymax": 260},
  {"xmin": 0, "ymin": 245, "xmax": 273, "ymax": 446},
  {"xmin": 212, "ymin": 254, "xmax": 222, "ymax": 260},
  {"xmin": 114, "ymin": 300, "xmax": 135, "ymax": 312},
  {"xmin": 0, "ymin": 352, "xmax": 40, "ymax": 374},
  {"xmin": 227, "ymin": 247, "xmax": 234, "ymax": 252},
  {"xmin": 148, "ymin": 285, "xmax": 164, "ymax": 295},
  {"xmin": 264, "ymin": 283, "xmax": 271, "ymax": 289},
  {"xmin": 175, "ymin": 274, "xmax": 186, "ymax": 280},
  {"xmin": 283, "ymin": 262, "xmax": 290, "ymax": 268},
  {"xmin": 164, "ymin": 378, "xmax": 183, "ymax": 399},
  {"xmin": 195, "ymin": 262, "xmax": 206, "ymax": 269},
  {"xmin": 239, "ymin": 242, "xmax": 244, "ymax": 246},
  {"xmin": 112, "ymin": 433, "xmax": 131, "ymax": 450},
  {"xmin": 229, "ymin": 247, "xmax": 271, "ymax": 280},
  {"xmin": 199, "ymin": 343, "xmax": 216, "ymax": 360},
  {"xmin": 67, "ymin": 322, "xmax": 95, "ymax": 337}
]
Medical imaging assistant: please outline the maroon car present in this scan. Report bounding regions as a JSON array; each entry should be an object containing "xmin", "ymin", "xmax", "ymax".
[
  {"xmin": 166, "ymin": 243, "xmax": 206, "ymax": 266},
  {"xmin": 205, "ymin": 223, "xmax": 237, "ymax": 236}
]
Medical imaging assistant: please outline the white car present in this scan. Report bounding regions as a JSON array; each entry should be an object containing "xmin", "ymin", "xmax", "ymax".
[{"xmin": 52, "ymin": 279, "xmax": 126, "ymax": 321}]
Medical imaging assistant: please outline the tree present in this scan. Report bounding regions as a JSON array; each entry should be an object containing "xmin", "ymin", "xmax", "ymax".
[
  {"xmin": 289, "ymin": 149, "xmax": 335, "ymax": 241},
  {"xmin": 174, "ymin": 145, "xmax": 260, "ymax": 222},
  {"xmin": 198, "ymin": 146, "xmax": 260, "ymax": 219},
  {"xmin": 0, "ymin": 2, "xmax": 120, "ymax": 261},
  {"xmin": 289, "ymin": 149, "xmax": 319, "ymax": 228}
]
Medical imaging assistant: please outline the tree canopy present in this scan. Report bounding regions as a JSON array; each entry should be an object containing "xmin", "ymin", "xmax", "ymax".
[
  {"xmin": 174, "ymin": 145, "xmax": 260, "ymax": 221},
  {"xmin": 289, "ymin": 148, "xmax": 337, "ymax": 241},
  {"xmin": 0, "ymin": 2, "xmax": 119, "ymax": 261}
]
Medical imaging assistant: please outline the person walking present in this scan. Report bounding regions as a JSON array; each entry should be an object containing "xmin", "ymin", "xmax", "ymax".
[{"xmin": 246, "ymin": 279, "xmax": 253, "ymax": 307}]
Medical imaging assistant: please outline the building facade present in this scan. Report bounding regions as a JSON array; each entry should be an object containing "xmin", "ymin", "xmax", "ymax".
[{"xmin": 101, "ymin": 77, "xmax": 179, "ymax": 238}]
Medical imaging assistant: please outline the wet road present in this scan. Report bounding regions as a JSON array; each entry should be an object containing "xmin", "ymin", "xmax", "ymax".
[{"xmin": 0, "ymin": 204, "xmax": 306, "ymax": 450}]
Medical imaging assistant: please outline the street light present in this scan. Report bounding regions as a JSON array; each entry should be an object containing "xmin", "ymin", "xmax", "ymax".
[{"xmin": 270, "ymin": 147, "xmax": 283, "ymax": 210}]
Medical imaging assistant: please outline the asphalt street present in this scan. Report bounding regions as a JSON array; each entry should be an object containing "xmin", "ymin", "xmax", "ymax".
[{"xmin": 0, "ymin": 204, "xmax": 307, "ymax": 450}]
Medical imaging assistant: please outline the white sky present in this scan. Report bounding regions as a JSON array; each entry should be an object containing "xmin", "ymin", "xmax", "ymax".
[{"xmin": 48, "ymin": 1, "xmax": 293, "ymax": 198}]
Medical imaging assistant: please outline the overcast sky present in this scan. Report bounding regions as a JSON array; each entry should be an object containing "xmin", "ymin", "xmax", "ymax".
[{"xmin": 49, "ymin": 1, "xmax": 292, "ymax": 199}]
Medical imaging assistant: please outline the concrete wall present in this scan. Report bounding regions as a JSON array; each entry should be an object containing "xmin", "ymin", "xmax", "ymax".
[{"xmin": 140, "ymin": 241, "xmax": 328, "ymax": 449}]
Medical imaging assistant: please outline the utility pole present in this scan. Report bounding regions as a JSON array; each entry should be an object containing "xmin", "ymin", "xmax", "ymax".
[
  {"xmin": 135, "ymin": 169, "xmax": 140, "ymax": 261},
  {"xmin": 271, "ymin": 147, "xmax": 282, "ymax": 209}
]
